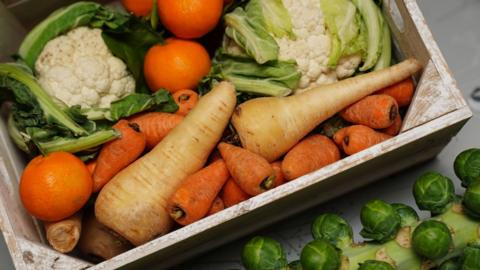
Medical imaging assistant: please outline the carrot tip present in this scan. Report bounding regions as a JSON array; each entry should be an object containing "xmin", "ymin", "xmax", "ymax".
[
  {"xmin": 260, "ymin": 175, "xmax": 276, "ymax": 191},
  {"xmin": 170, "ymin": 207, "xmax": 185, "ymax": 221},
  {"xmin": 389, "ymin": 106, "xmax": 398, "ymax": 121}
]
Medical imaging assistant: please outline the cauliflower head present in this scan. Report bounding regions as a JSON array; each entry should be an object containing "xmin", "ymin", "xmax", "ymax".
[
  {"xmin": 276, "ymin": 0, "xmax": 362, "ymax": 91},
  {"xmin": 35, "ymin": 27, "xmax": 135, "ymax": 109}
]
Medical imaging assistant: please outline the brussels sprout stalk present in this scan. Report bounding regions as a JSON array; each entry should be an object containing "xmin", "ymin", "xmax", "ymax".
[{"xmin": 341, "ymin": 204, "xmax": 478, "ymax": 269}]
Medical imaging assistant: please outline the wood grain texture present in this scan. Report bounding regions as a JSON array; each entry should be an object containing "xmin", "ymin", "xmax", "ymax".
[{"xmin": 0, "ymin": 0, "xmax": 473, "ymax": 269}]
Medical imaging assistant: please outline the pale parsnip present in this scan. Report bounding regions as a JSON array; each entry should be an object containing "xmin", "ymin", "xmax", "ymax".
[
  {"xmin": 95, "ymin": 82, "xmax": 237, "ymax": 245},
  {"xmin": 232, "ymin": 59, "xmax": 422, "ymax": 162},
  {"xmin": 44, "ymin": 212, "xmax": 82, "ymax": 253}
]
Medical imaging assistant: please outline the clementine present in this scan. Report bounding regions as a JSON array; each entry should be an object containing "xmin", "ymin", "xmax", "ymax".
[
  {"xmin": 19, "ymin": 152, "xmax": 93, "ymax": 222},
  {"xmin": 144, "ymin": 38, "xmax": 211, "ymax": 93},
  {"xmin": 121, "ymin": 0, "xmax": 153, "ymax": 17},
  {"xmin": 157, "ymin": 0, "xmax": 223, "ymax": 39}
]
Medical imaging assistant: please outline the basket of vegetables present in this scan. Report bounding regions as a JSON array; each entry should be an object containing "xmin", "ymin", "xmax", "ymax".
[{"xmin": 0, "ymin": 0, "xmax": 472, "ymax": 269}]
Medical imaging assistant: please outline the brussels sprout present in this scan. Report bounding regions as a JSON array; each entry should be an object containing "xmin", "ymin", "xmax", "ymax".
[
  {"xmin": 391, "ymin": 203, "xmax": 420, "ymax": 227},
  {"xmin": 454, "ymin": 148, "xmax": 480, "ymax": 187},
  {"xmin": 300, "ymin": 239, "xmax": 340, "ymax": 270},
  {"xmin": 288, "ymin": 260, "xmax": 303, "ymax": 270},
  {"xmin": 461, "ymin": 243, "xmax": 480, "ymax": 270},
  {"xmin": 439, "ymin": 257, "xmax": 461, "ymax": 270},
  {"xmin": 242, "ymin": 236, "xmax": 288, "ymax": 270},
  {"xmin": 413, "ymin": 172, "xmax": 456, "ymax": 215},
  {"xmin": 360, "ymin": 199, "xmax": 401, "ymax": 243},
  {"xmin": 311, "ymin": 214, "xmax": 353, "ymax": 249},
  {"xmin": 463, "ymin": 181, "xmax": 480, "ymax": 218},
  {"xmin": 358, "ymin": 260, "xmax": 395, "ymax": 270},
  {"xmin": 412, "ymin": 220, "xmax": 452, "ymax": 260}
]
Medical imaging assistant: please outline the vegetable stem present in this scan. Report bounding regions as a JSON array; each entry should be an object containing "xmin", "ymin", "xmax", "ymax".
[
  {"xmin": 342, "ymin": 204, "xmax": 479, "ymax": 269},
  {"xmin": 261, "ymin": 175, "xmax": 275, "ymax": 190},
  {"xmin": 36, "ymin": 129, "xmax": 119, "ymax": 155},
  {"xmin": 170, "ymin": 207, "xmax": 185, "ymax": 221}
]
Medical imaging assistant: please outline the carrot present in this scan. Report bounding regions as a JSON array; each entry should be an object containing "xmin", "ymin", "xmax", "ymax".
[
  {"xmin": 45, "ymin": 212, "xmax": 82, "ymax": 253},
  {"xmin": 271, "ymin": 161, "xmax": 286, "ymax": 186},
  {"xmin": 282, "ymin": 135, "xmax": 341, "ymax": 181},
  {"xmin": 79, "ymin": 212, "xmax": 132, "ymax": 262},
  {"xmin": 95, "ymin": 82, "xmax": 236, "ymax": 245},
  {"xmin": 221, "ymin": 178, "xmax": 250, "ymax": 208},
  {"xmin": 207, "ymin": 197, "xmax": 225, "ymax": 216},
  {"xmin": 381, "ymin": 114, "xmax": 402, "ymax": 136},
  {"xmin": 85, "ymin": 160, "xmax": 96, "ymax": 175},
  {"xmin": 173, "ymin": 89, "xmax": 199, "ymax": 116},
  {"xmin": 333, "ymin": 127, "xmax": 348, "ymax": 146},
  {"xmin": 335, "ymin": 125, "xmax": 393, "ymax": 156},
  {"xmin": 92, "ymin": 120, "xmax": 146, "ymax": 193},
  {"xmin": 168, "ymin": 159, "xmax": 230, "ymax": 226},
  {"xmin": 129, "ymin": 112, "xmax": 184, "ymax": 149},
  {"xmin": 231, "ymin": 59, "xmax": 422, "ymax": 161},
  {"xmin": 218, "ymin": 142, "xmax": 275, "ymax": 196},
  {"xmin": 376, "ymin": 78, "xmax": 415, "ymax": 107},
  {"xmin": 340, "ymin": 94, "xmax": 399, "ymax": 129}
]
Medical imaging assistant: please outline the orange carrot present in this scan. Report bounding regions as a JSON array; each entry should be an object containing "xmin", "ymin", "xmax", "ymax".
[
  {"xmin": 168, "ymin": 159, "xmax": 230, "ymax": 226},
  {"xmin": 335, "ymin": 125, "xmax": 392, "ymax": 156},
  {"xmin": 85, "ymin": 160, "xmax": 97, "ymax": 175},
  {"xmin": 207, "ymin": 197, "xmax": 225, "ymax": 216},
  {"xmin": 218, "ymin": 142, "xmax": 275, "ymax": 196},
  {"xmin": 93, "ymin": 120, "xmax": 146, "ymax": 193},
  {"xmin": 130, "ymin": 112, "xmax": 183, "ymax": 149},
  {"xmin": 333, "ymin": 127, "xmax": 349, "ymax": 146},
  {"xmin": 271, "ymin": 161, "xmax": 286, "ymax": 187},
  {"xmin": 340, "ymin": 94, "xmax": 399, "ymax": 129},
  {"xmin": 282, "ymin": 135, "xmax": 341, "ymax": 181},
  {"xmin": 221, "ymin": 178, "xmax": 250, "ymax": 208},
  {"xmin": 173, "ymin": 89, "xmax": 199, "ymax": 116},
  {"xmin": 376, "ymin": 78, "xmax": 414, "ymax": 107},
  {"xmin": 381, "ymin": 114, "xmax": 402, "ymax": 136}
]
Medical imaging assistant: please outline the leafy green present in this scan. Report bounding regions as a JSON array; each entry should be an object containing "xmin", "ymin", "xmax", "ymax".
[
  {"xmin": 101, "ymin": 17, "xmax": 164, "ymax": 94},
  {"xmin": 224, "ymin": 7, "xmax": 279, "ymax": 64},
  {"xmin": 81, "ymin": 90, "xmax": 178, "ymax": 121},
  {"xmin": 352, "ymin": 0, "xmax": 383, "ymax": 71},
  {"xmin": 321, "ymin": 0, "xmax": 363, "ymax": 67},
  {"xmin": 374, "ymin": 7, "xmax": 392, "ymax": 70},
  {"xmin": 200, "ymin": 52, "xmax": 300, "ymax": 98},
  {"xmin": 246, "ymin": 0, "xmax": 295, "ymax": 39},
  {"xmin": 241, "ymin": 236, "xmax": 288, "ymax": 270}
]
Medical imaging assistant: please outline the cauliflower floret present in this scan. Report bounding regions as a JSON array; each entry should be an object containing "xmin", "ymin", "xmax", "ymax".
[
  {"xmin": 276, "ymin": 0, "xmax": 361, "ymax": 93},
  {"xmin": 35, "ymin": 27, "xmax": 135, "ymax": 109}
]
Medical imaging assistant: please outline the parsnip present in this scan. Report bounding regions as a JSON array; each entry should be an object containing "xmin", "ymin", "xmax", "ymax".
[
  {"xmin": 79, "ymin": 212, "xmax": 132, "ymax": 262},
  {"xmin": 232, "ymin": 59, "xmax": 422, "ymax": 162},
  {"xmin": 95, "ymin": 82, "xmax": 237, "ymax": 245},
  {"xmin": 45, "ymin": 212, "xmax": 82, "ymax": 253}
]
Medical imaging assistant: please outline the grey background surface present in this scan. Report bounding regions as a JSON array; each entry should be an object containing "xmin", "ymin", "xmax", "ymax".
[{"xmin": 1, "ymin": 0, "xmax": 480, "ymax": 269}]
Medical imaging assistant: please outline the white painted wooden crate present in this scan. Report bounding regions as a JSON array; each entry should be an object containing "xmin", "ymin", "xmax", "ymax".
[{"xmin": 0, "ymin": 0, "xmax": 473, "ymax": 269}]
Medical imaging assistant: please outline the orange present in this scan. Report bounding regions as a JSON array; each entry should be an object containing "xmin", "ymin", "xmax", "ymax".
[
  {"xmin": 144, "ymin": 38, "xmax": 211, "ymax": 93},
  {"xmin": 19, "ymin": 152, "xmax": 93, "ymax": 222},
  {"xmin": 121, "ymin": 0, "xmax": 153, "ymax": 17},
  {"xmin": 157, "ymin": 0, "xmax": 223, "ymax": 39}
]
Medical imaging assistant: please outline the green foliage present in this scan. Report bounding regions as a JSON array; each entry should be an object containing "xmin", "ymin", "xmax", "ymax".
[
  {"xmin": 413, "ymin": 172, "xmax": 456, "ymax": 215},
  {"xmin": 439, "ymin": 257, "xmax": 461, "ymax": 270},
  {"xmin": 300, "ymin": 239, "xmax": 340, "ymax": 270},
  {"xmin": 311, "ymin": 213, "xmax": 353, "ymax": 249},
  {"xmin": 360, "ymin": 199, "xmax": 401, "ymax": 243},
  {"xmin": 358, "ymin": 260, "xmax": 395, "ymax": 270},
  {"xmin": 454, "ymin": 148, "xmax": 480, "ymax": 188},
  {"xmin": 241, "ymin": 236, "xmax": 288, "ymax": 270},
  {"xmin": 412, "ymin": 220, "xmax": 452, "ymax": 260},
  {"xmin": 288, "ymin": 260, "xmax": 303, "ymax": 270},
  {"xmin": 391, "ymin": 203, "xmax": 419, "ymax": 227}
]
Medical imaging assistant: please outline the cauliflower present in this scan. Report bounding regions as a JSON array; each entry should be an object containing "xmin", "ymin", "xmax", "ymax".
[
  {"xmin": 35, "ymin": 27, "xmax": 135, "ymax": 109},
  {"xmin": 276, "ymin": 0, "xmax": 361, "ymax": 91}
]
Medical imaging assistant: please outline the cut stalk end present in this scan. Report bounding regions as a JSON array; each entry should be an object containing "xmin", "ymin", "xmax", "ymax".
[{"xmin": 170, "ymin": 207, "xmax": 185, "ymax": 221}]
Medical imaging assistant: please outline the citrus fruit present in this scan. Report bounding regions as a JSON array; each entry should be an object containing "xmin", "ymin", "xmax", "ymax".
[
  {"xmin": 19, "ymin": 152, "xmax": 93, "ymax": 222},
  {"xmin": 144, "ymin": 38, "xmax": 211, "ymax": 93},
  {"xmin": 121, "ymin": 0, "xmax": 153, "ymax": 17},
  {"xmin": 157, "ymin": 0, "xmax": 223, "ymax": 39}
]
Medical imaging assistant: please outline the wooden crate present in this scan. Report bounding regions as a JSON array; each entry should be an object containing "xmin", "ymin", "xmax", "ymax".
[{"xmin": 0, "ymin": 0, "xmax": 472, "ymax": 269}]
